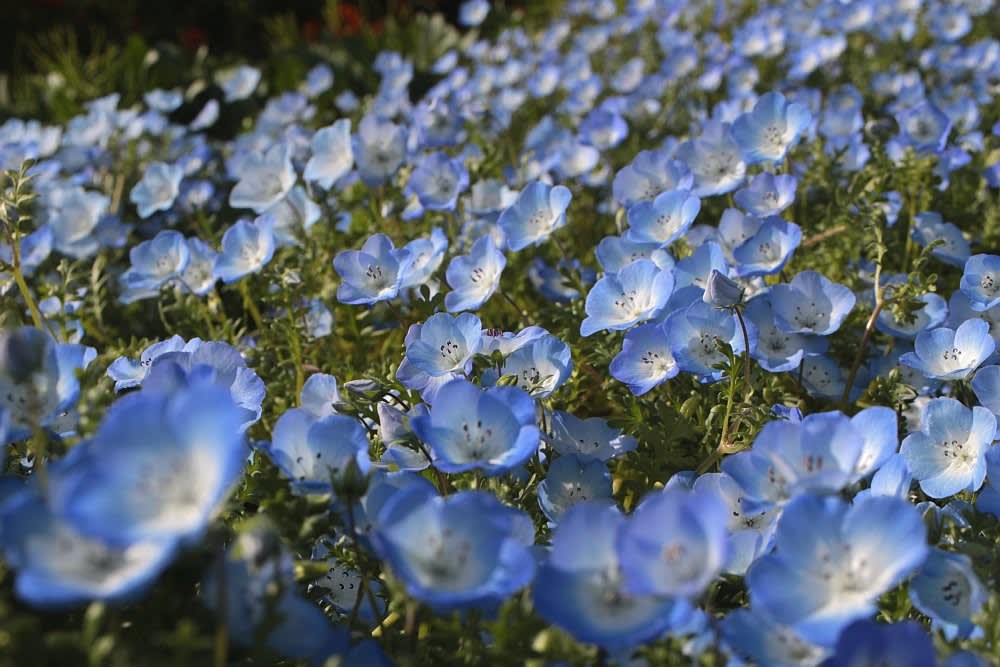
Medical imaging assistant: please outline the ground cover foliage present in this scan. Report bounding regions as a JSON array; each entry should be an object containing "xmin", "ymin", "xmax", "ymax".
[{"xmin": 2, "ymin": 0, "xmax": 1000, "ymax": 665}]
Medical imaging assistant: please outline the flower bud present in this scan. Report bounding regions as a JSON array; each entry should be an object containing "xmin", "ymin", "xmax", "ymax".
[{"xmin": 703, "ymin": 269, "xmax": 743, "ymax": 309}]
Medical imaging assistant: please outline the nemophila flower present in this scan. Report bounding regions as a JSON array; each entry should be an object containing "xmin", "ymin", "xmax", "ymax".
[
  {"xmin": 747, "ymin": 494, "xmax": 928, "ymax": 647},
  {"xmin": 129, "ymin": 161, "xmax": 183, "ymax": 219},
  {"xmin": 302, "ymin": 63, "xmax": 333, "ymax": 97},
  {"xmin": 537, "ymin": 454, "xmax": 612, "ymax": 523},
  {"xmin": 624, "ymin": 189, "xmax": 701, "ymax": 246},
  {"xmin": 1, "ymin": 326, "xmax": 94, "ymax": 441},
  {"xmin": 445, "ymin": 234, "xmax": 506, "ymax": 312},
  {"xmin": 372, "ymin": 487, "xmax": 535, "ymax": 611},
  {"xmin": 298, "ymin": 373, "xmax": 341, "ymax": 419},
  {"xmin": 703, "ymin": 268, "xmax": 743, "ymax": 308},
  {"xmin": 309, "ymin": 553, "xmax": 386, "ymax": 626},
  {"xmin": 900, "ymin": 319, "xmax": 995, "ymax": 380},
  {"xmin": 743, "ymin": 295, "xmax": 827, "ymax": 373},
  {"xmin": 580, "ymin": 259, "xmax": 674, "ymax": 337},
  {"xmin": 960, "ymin": 254, "xmax": 1000, "ymax": 311},
  {"xmin": 610, "ymin": 322, "xmax": 679, "ymax": 395},
  {"xmin": 376, "ymin": 403, "xmax": 431, "ymax": 471},
  {"xmin": 854, "ymin": 454, "xmax": 913, "ymax": 503},
  {"xmin": 770, "ymin": 271, "xmax": 855, "ymax": 336},
  {"xmin": 532, "ymin": 502, "xmax": 683, "ymax": 652},
  {"xmin": 353, "ymin": 114, "xmax": 407, "ymax": 186},
  {"xmin": 674, "ymin": 120, "xmax": 746, "ymax": 197},
  {"xmin": 303, "ymin": 120, "xmax": 353, "ymax": 186},
  {"xmin": 264, "ymin": 412, "xmax": 371, "ymax": 495},
  {"xmin": 876, "ymin": 291, "xmax": 948, "ymax": 339},
  {"xmin": 268, "ymin": 186, "xmax": 320, "ymax": 246},
  {"xmin": 724, "ymin": 411, "xmax": 865, "ymax": 508},
  {"xmin": 214, "ymin": 216, "xmax": 276, "ymax": 284},
  {"xmin": 547, "ymin": 410, "xmax": 637, "ymax": 461},
  {"xmin": 665, "ymin": 300, "xmax": 752, "ymax": 383},
  {"xmin": 107, "ymin": 335, "xmax": 190, "ymax": 392},
  {"xmin": 692, "ymin": 473, "xmax": 779, "ymax": 576},
  {"xmin": 229, "ymin": 143, "xmax": 295, "ymax": 213},
  {"xmin": 179, "ymin": 237, "xmax": 219, "ymax": 295},
  {"xmin": 202, "ymin": 523, "xmax": 350, "ymax": 665},
  {"xmin": 617, "ymin": 486, "xmax": 729, "ymax": 597},
  {"xmin": 411, "ymin": 379, "xmax": 539, "ymax": 475},
  {"xmin": 334, "ymin": 234, "xmax": 413, "ymax": 305},
  {"xmin": 977, "ymin": 447, "xmax": 1000, "ymax": 518},
  {"xmin": 822, "ymin": 619, "xmax": 936, "ymax": 667},
  {"xmin": 55, "ymin": 384, "xmax": 246, "ymax": 546},
  {"xmin": 399, "ymin": 227, "xmax": 448, "ymax": 290},
  {"xmin": 528, "ymin": 257, "xmax": 591, "ymax": 302},
  {"xmin": 0, "ymin": 225, "xmax": 52, "ymax": 279},
  {"xmin": 910, "ymin": 548, "xmax": 987, "ymax": 641},
  {"xmin": 912, "ymin": 212, "xmax": 970, "ymax": 268},
  {"xmin": 594, "ymin": 235, "xmax": 673, "ymax": 273},
  {"xmin": 404, "ymin": 152, "xmax": 469, "ymax": 216},
  {"xmin": 721, "ymin": 608, "xmax": 827, "ymax": 667},
  {"xmin": 466, "ymin": 179, "xmax": 518, "ymax": 220},
  {"xmin": 458, "ymin": 0, "xmax": 489, "ymax": 26},
  {"xmin": 850, "ymin": 406, "xmax": 900, "ymax": 479},
  {"xmin": 41, "ymin": 185, "xmax": 110, "ymax": 259},
  {"xmin": 118, "ymin": 230, "xmax": 189, "ymax": 303},
  {"xmin": 734, "ymin": 172, "xmax": 797, "ymax": 216},
  {"xmin": 895, "ymin": 102, "xmax": 951, "ymax": 154},
  {"xmin": 143, "ymin": 88, "xmax": 182, "ymax": 112},
  {"xmin": 404, "ymin": 312, "xmax": 482, "ymax": 377},
  {"xmin": 497, "ymin": 333, "xmax": 573, "ymax": 398},
  {"xmin": 732, "ymin": 216, "xmax": 802, "ymax": 277},
  {"xmin": 731, "ymin": 92, "xmax": 812, "ymax": 163},
  {"xmin": 612, "ymin": 149, "xmax": 692, "ymax": 208},
  {"xmin": 0, "ymin": 481, "xmax": 176, "ymax": 608},
  {"xmin": 949, "ymin": 290, "xmax": 1000, "ymax": 349},
  {"xmin": 717, "ymin": 208, "xmax": 761, "ymax": 263},
  {"xmin": 498, "ymin": 181, "xmax": 572, "ymax": 251},
  {"xmin": 900, "ymin": 397, "xmax": 995, "ymax": 499},
  {"xmin": 580, "ymin": 107, "xmax": 628, "ymax": 150},
  {"xmin": 674, "ymin": 241, "xmax": 728, "ymax": 295},
  {"xmin": 218, "ymin": 65, "xmax": 261, "ymax": 102}
]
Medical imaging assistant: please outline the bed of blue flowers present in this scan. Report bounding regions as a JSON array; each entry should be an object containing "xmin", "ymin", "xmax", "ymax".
[{"xmin": 2, "ymin": 0, "xmax": 1000, "ymax": 665}]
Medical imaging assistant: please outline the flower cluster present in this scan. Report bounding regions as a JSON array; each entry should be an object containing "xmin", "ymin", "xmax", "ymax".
[{"xmin": 1, "ymin": 0, "xmax": 1000, "ymax": 664}]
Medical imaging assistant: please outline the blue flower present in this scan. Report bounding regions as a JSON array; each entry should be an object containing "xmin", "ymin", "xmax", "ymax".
[
  {"xmin": 732, "ymin": 92, "xmax": 812, "ymax": 163},
  {"xmin": 912, "ymin": 212, "xmax": 970, "ymax": 268},
  {"xmin": 334, "ymin": 234, "xmax": 413, "ymax": 305},
  {"xmin": 304, "ymin": 119, "xmax": 353, "ymax": 189},
  {"xmin": 532, "ymin": 502, "xmax": 683, "ymax": 652},
  {"xmin": 444, "ymin": 234, "xmax": 506, "ymax": 312},
  {"xmin": 960, "ymin": 254, "xmax": 1000, "ymax": 311},
  {"xmin": 497, "ymin": 181, "xmax": 572, "ymax": 251},
  {"xmin": 353, "ymin": 114, "xmax": 407, "ymax": 186},
  {"xmin": 876, "ymin": 290, "xmax": 948, "ymax": 339},
  {"xmin": 895, "ymin": 102, "xmax": 952, "ymax": 154},
  {"xmin": 595, "ymin": 235, "xmax": 673, "ymax": 273},
  {"xmin": 129, "ymin": 161, "xmax": 183, "ymax": 219},
  {"xmin": 458, "ymin": 0, "xmax": 489, "ymax": 26},
  {"xmin": 770, "ymin": 270, "xmax": 856, "ymax": 335},
  {"xmin": 609, "ymin": 322, "xmax": 678, "ymax": 395},
  {"xmin": 617, "ymin": 486, "xmax": 729, "ymax": 597},
  {"xmin": 0, "ymin": 481, "xmax": 176, "ymax": 608},
  {"xmin": 909, "ymin": 548, "xmax": 987, "ymax": 641},
  {"xmin": 747, "ymin": 494, "xmax": 928, "ymax": 647},
  {"xmin": 107, "ymin": 335, "xmax": 189, "ymax": 392},
  {"xmin": 612, "ymin": 149, "xmax": 692, "ymax": 209},
  {"xmin": 821, "ymin": 619, "xmax": 936, "ymax": 667},
  {"xmin": 399, "ymin": 227, "xmax": 449, "ymax": 290},
  {"xmin": 302, "ymin": 63, "xmax": 333, "ymax": 97},
  {"xmin": 55, "ymin": 384, "xmax": 247, "ymax": 546},
  {"xmin": 118, "ymin": 230, "xmax": 190, "ymax": 303},
  {"xmin": 265, "ymin": 412, "xmax": 371, "ymax": 495},
  {"xmin": 403, "ymin": 312, "xmax": 482, "ymax": 377},
  {"xmin": 850, "ymin": 406, "xmax": 900, "ymax": 479},
  {"xmin": 43, "ymin": 185, "xmax": 110, "ymax": 258},
  {"xmin": 214, "ymin": 216, "xmax": 276, "ymax": 284},
  {"xmin": 179, "ymin": 237, "xmax": 219, "ymax": 295},
  {"xmin": 229, "ymin": 143, "xmax": 295, "ymax": 213},
  {"xmin": 218, "ymin": 65, "xmax": 261, "ymax": 101},
  {"xmin": 497, "ymin": 333, "xmax": 573, "ymax": 398},
  {"xmin": 624, "ymin": 189, "xmax": 701, "ymax": 246},
  {"xmin": 900, "ymin": 319, "xmax": 995, "ymax": 380},
  {"xmin": 743, "ymin": 294, "xmax": 828, "ymax": 373},
  {"xmin": 546, "ymin": 410, "xmax": 637, "ymax": 461},
  {"xmin": 304, "ymin": 299, "xmax": 334, "ymax": 338},
  {"xmin": 665, "ymin": 300, "xmax": 752, "ymax": 383},
  {"xmin": 537, "ymin": 454, "xmax": 612, "ymax": 523},
  {"xmin": 404, "ymin": 152, "xmax": 469, "ymax": 217},
  {"xmin": 674, "ymin": 120, "xmax": 747, "ymax": 196},
  {"xmin": 410, "ymin": 378, "xmax": 539, "ymax": 475},
  {"xmin": 580, "ymin": 259, "xmax": 674, "ymax": 337},
  {"xmin": 702, "ymin": 268, "xmax": 743, "ymax": 308},
  {"xmin": 721, "ymin": 608, "xmax": 827, "ymax": 666},
  {"xmin": 373, "ymin": 487, "xmax": 535, "ymax": 610},
  {"xmin": 692, "ymin": 473, "xmax": 779, "ymax": 575},
  {"xmin": 732, "ymin": 216, "xmax": 802, "ymax": 277},
  {"xmin": 900, "ymin": 397, "xmax": 996, "ymax": 499},
  {"xmin": 733, "ymin": 172, "xmax": 797, "ymax": 216}
]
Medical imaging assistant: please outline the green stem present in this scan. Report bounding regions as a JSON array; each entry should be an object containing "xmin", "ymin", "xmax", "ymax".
[
  {"xmin": 282, "ymin": 292, "xmax": 305, "ymax": 399},
  {"xmin": 239, "ymin": 280, "xmax": 265, "ymax": 333},
  {"xmin": 734, "ymin": 306, "xmax": 752, "ymax": 392}
]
